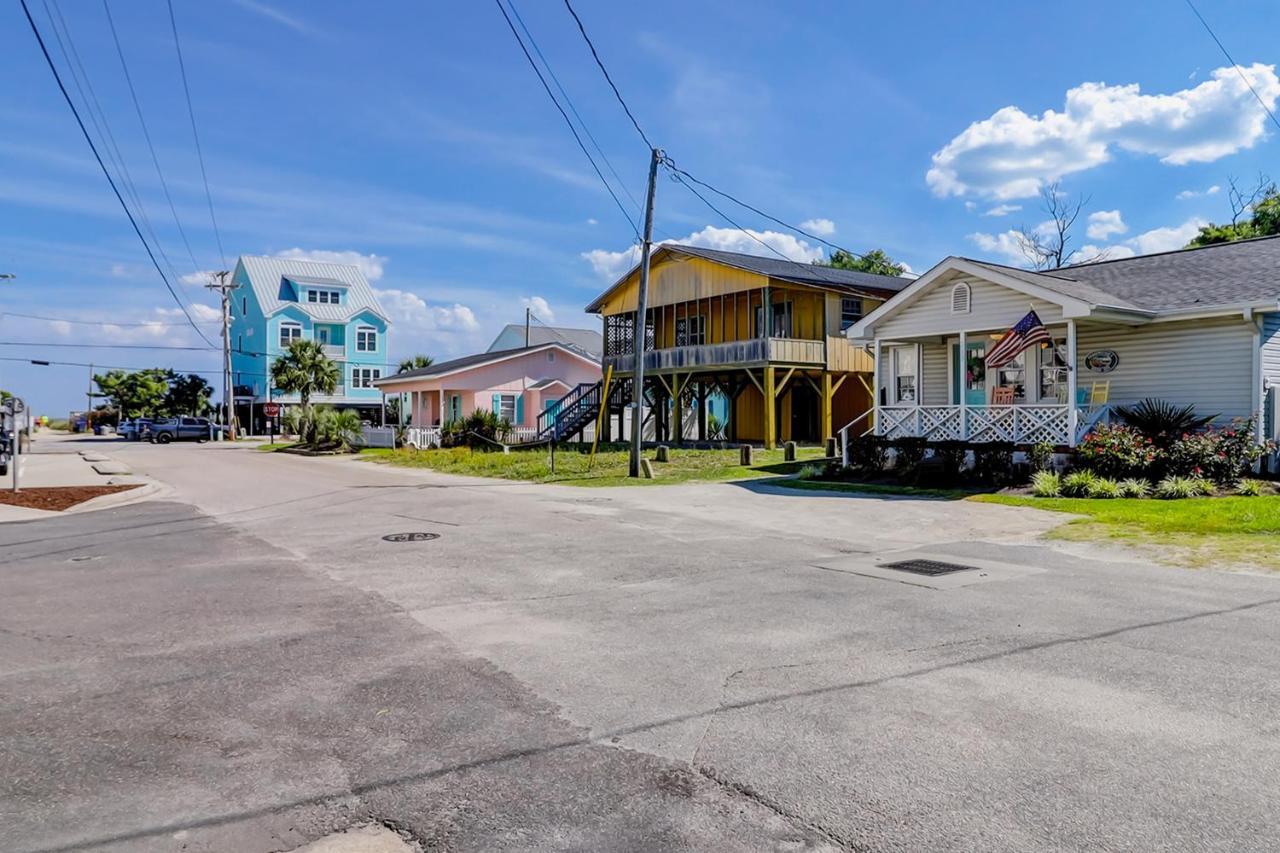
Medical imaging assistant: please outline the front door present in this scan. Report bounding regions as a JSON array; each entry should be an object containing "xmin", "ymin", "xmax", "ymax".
[
  {"xmin": 316, "ymin": 326, "xmax": 331, "ymax": 346},
  {"xmin": 952, "ymin": 341, "xmax": 989, "ymax": 405}
]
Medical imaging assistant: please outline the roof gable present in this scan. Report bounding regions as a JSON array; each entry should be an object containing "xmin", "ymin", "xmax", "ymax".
[
  {"xmin": 374, "ymin": 342, "xmax": 598, "ymax": 385},
  {"xmin": 237, "ymin": 255, "xmax": 391, "ymax": 324}
]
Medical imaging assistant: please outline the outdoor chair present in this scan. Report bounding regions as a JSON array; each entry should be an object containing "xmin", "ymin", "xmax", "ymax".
[{"xmin": 991, "ymin": 386, "xmax": 1016, "ymax": 405}]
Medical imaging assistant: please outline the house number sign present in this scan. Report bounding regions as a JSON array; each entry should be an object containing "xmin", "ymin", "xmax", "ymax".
[{"xmin": 1083, "ymin": 350, "xmax": 1120, "ymax": 373}]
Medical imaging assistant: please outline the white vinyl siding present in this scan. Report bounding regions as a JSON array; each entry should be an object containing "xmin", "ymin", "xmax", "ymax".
[
  {"xmin": 1076, "ymin": 316, "xmax": 1254, "ymax": 420},
  {"xmin": 921, "ymin": 343, "xmax": 949, "ymax": 405},
  {"xmin": 1262, "ymin": 313, "xmax": 1280, "ymax": 382},
  {"xmin": 875, "ymin": 275, "xmax": 1063, "ymax": 339}
]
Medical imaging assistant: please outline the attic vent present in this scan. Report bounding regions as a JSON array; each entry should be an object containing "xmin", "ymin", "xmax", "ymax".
[{"xmin": 950, "ymin": 282, "xmax": 972, "ymax": 314}]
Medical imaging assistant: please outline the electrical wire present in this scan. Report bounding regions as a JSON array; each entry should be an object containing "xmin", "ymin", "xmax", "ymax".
[
  {"xmin": 0, "ymin": 341, "xmax": 218, "ymax": 351},
  {"xmin": 507, "ymin": 0, "xmax": 642, "ymax": 224},
  {"xmin": 0, "ymin": 311, "xmax": 219, "ymax": 327},
  {"xmin": 167, "ymin": 0, "xmax": 228, "ymax": 269},
  {"xmin": 493, "ymin": 0, "xmax": 640, "ymax": 240},
  {"xmin": 561, "ymin": 0, "xmax": 652, "ymax": 150},
  {"xmin": 19, "ymin": 0, "xmax": 220, "ymax": 349},
  {"xmin": 1184, "ymin": 0, "xmax": 1280, "ymax": 134},
  {"xmin": 103, "ymin": 0, "xmax": 203, "ymax": 273}
]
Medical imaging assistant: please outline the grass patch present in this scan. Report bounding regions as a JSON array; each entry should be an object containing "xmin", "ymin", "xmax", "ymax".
[
  {"xmin": 771, "ymin": 479, "xmax": 980, "ymax": 500},
  {"xmin": 255, "ymin": 442, "xmax": 298, "ymax": 452},
  {"xmin": 358, "ymin": 443, "xmax": 826, "ymax": 486},
  {"xmin": 974, "ymin": 493, "xmax": 1280, "ymax": 570}
]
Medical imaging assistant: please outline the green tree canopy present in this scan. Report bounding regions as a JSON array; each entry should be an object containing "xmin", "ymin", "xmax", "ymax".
[
  {"xmin": 1187, "ymin": 181, "xmax": 1280, "ymax": 247},
  {"xmin": 397, "ymin": 354, "xmax": 434, "ymax": 373},
  {"xmin": 270, "ymin": 339, "xmax": 339, "ymax": 411},
  {"xmin": 818, "ymin": 248, "xmax": 906, "ymax": 277},
  {"xmin": 93, "ymin": 369, "xmax": 172, "ymax": 418},
  {"xmin": 163, "ymin": 373, "xmax": 213, "ymax": 416}
]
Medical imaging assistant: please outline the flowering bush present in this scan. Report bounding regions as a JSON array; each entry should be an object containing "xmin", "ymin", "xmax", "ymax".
[
  {"xmin": 1076, "ymin": 424, "xmax": 1157, "ymax": 479},
  {"xmin": 1165, "ymin": 418, "xmax": 1273, "ymax": 485}
]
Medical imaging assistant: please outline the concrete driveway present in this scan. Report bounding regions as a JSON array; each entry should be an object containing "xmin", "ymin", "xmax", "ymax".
[{"xmin": 3, "ymin": 439, "xmax": 1279, "ymax": 851}]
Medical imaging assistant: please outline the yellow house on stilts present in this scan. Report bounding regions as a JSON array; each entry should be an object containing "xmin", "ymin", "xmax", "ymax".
[{"xmin": 586, "ymin": 245, "xmax": 911, "ymax": 448}]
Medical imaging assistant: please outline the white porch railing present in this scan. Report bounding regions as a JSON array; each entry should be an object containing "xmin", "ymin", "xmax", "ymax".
[
  {"xmin": 405, "ymin": 427, "xmax": 441, "ymax": 449},
  {"xmin": 876, "ymin": 404, "xmax": 1113, "ymax": 446}
]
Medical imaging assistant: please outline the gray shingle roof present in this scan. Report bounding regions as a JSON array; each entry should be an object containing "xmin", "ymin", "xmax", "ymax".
[
  {"xmin": 238, "ymin": 255, "xmax": 390, "ymax": 323},
  {"xmin": 376, "ymin": 342, "xmax": 594, "ymax": 383},
  {"xmin": 966, "ymin": 234, "xmax": 1280, "ymax": 313}
]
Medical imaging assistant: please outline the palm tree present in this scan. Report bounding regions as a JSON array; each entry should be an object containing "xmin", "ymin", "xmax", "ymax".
[
  {"xmin": 397, "ymin": 354, "xmax": 434, "ymax": 374},
  {"xmin": 270, "ymin": 340, "xmax": 339, "ymax": 441}
]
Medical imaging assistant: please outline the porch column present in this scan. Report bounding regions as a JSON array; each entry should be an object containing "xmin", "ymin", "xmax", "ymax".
[
  {"xmin": 697, "ymin": 382, "xmax": 707, "ymax": 441},
  {"xmin": 1066, "ymin": 319, "xmax": 1079, "ymax": 446},
  {"xmin": 871, "ymin": 339, "xmax": 881, "ymax": 436},
  {"xmin": 958, "ymin": 329, "xmax": 968, "ymax": 440},
  {"xmin": 821, "ymin": 371, "xmax": 833, "ymax": 441},
  {"xmin": 763, "ymin": 365, "xmax": 777, "ymax": 449},
  {"xmin": 411, "ymin": 390, "xmax": 419, "ymax": 426}
]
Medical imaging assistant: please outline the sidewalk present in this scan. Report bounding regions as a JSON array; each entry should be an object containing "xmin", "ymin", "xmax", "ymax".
[{"xmin": 0, "ymin": 432, "xmax": 161, "ymax": 521}]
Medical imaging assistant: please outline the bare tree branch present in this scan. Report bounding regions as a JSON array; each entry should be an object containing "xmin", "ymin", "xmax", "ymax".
[{"xmin": 1013, "ymin": 182, "xmax": 1090, "ymax": 270}]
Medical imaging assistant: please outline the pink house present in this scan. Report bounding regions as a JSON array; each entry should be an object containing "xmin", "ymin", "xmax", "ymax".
[{"xmin": 373, "ymin": 342, "xmax": 601, "ymax": 434}]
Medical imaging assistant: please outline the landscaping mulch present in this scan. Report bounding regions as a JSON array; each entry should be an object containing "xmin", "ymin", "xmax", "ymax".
[{"xmin": 0, "ymin": 484, "xmax": 141, "ymax": 512}]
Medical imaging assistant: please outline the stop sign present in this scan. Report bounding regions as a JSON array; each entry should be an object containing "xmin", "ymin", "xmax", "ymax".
[{"xmin": 262, "ymin": 403, "xmax": 281, "ymax": 417}]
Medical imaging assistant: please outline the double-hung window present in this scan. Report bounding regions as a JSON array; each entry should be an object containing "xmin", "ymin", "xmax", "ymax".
[
  {"xmin": 352, "ymin": 367, "xmax": 382, "ymax": 388},
  {"xmin": 496, "ymin": 393, "xmax": 517, "ymax": 422},
  {"xmin": 891, "ymin": 345, "xmax": 917, "ymax": 404},
  {"xmin": 840, "ymin": 298, "xmax": 864, "ymax": 331},
  {"xmin": 1037, "ymin": 338, "xmax": 1069, "ymax": 403},
  {"xmin": 279, "ymin": 322, "xmax": 302, "ymax": 348},
  {"xmin": 356, "ymin": 326, "xmax": 378, "ymax": 352}
]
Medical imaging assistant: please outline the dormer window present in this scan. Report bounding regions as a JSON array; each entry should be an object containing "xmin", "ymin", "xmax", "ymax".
[
  {"xmin": 950, "ymin": 282, "xmax": 972, "ymax": 314},
  {"xmin": 307, "ymin": 289, "xmax": 341, "ymax": 304}
]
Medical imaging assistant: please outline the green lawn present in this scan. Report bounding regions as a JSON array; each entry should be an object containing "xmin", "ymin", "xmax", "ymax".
[
  {"xmin": 974, "ymin": 493, "xmax": 1280, "ymax": 569},
  {"xmin": 358, "ymin": 444, "xmax": 826, "ymax": 487},
  {"xmin": 772, "ymin": 480, "xmax": 981, "ymax": 500}
]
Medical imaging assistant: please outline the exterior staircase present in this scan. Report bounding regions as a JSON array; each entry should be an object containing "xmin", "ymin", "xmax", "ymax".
[{"xmin": 537, "ymin": 378, "xmax": 633, "ymax": 442}]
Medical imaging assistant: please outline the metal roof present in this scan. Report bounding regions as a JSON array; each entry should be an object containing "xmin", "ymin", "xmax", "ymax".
[
  {"xmin": 488, "ymin": 324, "xmax": 602, "ymax": 356},
  {"xmin": 237, "ymin": 255, "xmax": 391, "ymax": 323}
]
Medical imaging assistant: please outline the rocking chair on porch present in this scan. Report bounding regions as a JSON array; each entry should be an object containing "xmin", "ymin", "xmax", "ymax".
[{"xmin": 991, "ymin": 386, "xmax": 1016, "ymax": 405}]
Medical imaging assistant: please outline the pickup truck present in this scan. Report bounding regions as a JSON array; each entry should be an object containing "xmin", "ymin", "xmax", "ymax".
[{"xmin": 145, "ymin": 417, "xmax": 217, "ymax": 444}]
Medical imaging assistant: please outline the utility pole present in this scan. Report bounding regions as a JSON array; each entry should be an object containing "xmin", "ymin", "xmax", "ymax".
[
  {"xmin": 86, "ymin": 363, "xmax": 93, "ymax": 429},
  {"xmin": 204, "ymin": 270, "xmax": 236, "ymax": 440},
  {"xmin": 525, "ymin": 306, "xmax": 531, "ymax": 348},
  {"xmin": 630, "ymin": 147, "xmax": 662, "ymax": 478}
]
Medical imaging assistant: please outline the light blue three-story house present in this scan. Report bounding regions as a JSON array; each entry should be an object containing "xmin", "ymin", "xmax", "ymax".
[{"xmin": 229, "ymin": 255, "xmax": 391, "ymax": 430}]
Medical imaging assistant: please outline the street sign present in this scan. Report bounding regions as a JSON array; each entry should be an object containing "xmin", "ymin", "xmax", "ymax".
[{"xmin": 262, "ymin": 403, "xmax": 281, "ymax": 417}]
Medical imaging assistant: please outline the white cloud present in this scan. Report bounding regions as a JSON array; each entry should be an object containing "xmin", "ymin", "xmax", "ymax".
[
  {"xmin": 1086, "ymin": 210, "xmax": 1127, "ymax": 240},
  {"xmin": 966, "ymin": 230, "xmax": 1034, "ymax": 265},
  {"xmin": 583, "ymin": 225, "xmax": 824, "ymax": 280},
  {"xmin": 983, "ymin": 204, "xmax": 1022, "ymax": 217},
  {"xmin": 1126, "ymin": 217, "xmax": 1206, "ymax": 255},
  {"xmin": 179, "ymin": 270, "xmax": 218, "ymax": 286},
  {"xmin": 1176, "ymin": 184, "xmax": 1221, "ymax": 200},
  {"xmin": 521, "ymin": 296, "xmax": 555, "ymax": 323},
  {"xmin": 274, "ymin": 248, "xmax": 387, "ymax": 282},
  {"xmin": 928, "ymin": 63, "xmax": 1280, "ymax": 199},
  {"xmin": 586, "ymin": 218, "xmax": 599, "ymax": 226},
  {"xmin": 964, "ymin": 201, "xmax": 977, "ymax": 211},
  {"xmin": 374, "ymin": 287, "xmax": 479, "ymax": 332},
  {"xmin": 799, "ymin": 218, "xmax": 836, "ymax": 237}
]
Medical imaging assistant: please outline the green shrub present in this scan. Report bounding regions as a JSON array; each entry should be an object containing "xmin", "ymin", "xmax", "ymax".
[
  {"xmin": 1076, "ymin": 424, "xmax": 1157, "ymax": 479},
  {"xmin": 796, "ymin": 464, "xmax": 823, "ymax": 480},
  {"xmin": 1153, "ymin": 475, "xmax": 1203, "ymax": 500},
  {"xmin": 1028, "ymin": 441, "xmax": 1055, "ymax": 473},
  {"xmin": 1193, "ymin": 477, "xmax": 1216, "ymax": 496},
  {"xmin": 1030, "ymin": 470, "xmax": 1061, "ymax": 497},
  {"xmin": 890, "ymin": 437, "xmax": 928, "ymax": 473},
  {"xmin": 1086, "ymin": 477, "xmax": 1122, "ymax": 499},
  {"xmin": 930, "ymin": 441, "xmax": 968, "ymax": 478},
  {"xmin": 1165, "ymin": 418, "xmax": 1272, "ymax": 485},
  {"xmin": 1237, "ymin": 478, "xmax": 1266, "ymax": 496},
  {"xmin": 1060, "ymin": 470, "xmax": 1098, "ymax": 497},
  {"xmin": 973, "ymin": 442, "xmax": 1015, "ymax": 485},
  {"xmin": 1115, "ymin": 398, "xmax": 1216, "ymax": 447},
  {"xmin": 847, "ymin": 435, "xmax": 888, "ymax": 473},
  {"xmin": 1117, "ymin": 478, "xmax": 1151, "ymax": 498}
]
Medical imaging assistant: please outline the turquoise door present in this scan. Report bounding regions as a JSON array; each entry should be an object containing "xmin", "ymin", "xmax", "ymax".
[{"xmin": 951, "ymin": 341, "xmax": 989, "ymax": 405}]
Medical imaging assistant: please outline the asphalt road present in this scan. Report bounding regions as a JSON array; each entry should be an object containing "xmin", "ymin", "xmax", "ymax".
[{"xmin": 4, "ymin": 437, "xmax": 1280, "ymax": 852}]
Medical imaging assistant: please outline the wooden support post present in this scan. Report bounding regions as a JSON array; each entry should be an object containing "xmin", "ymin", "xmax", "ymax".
[
  {"xmin": 697, "ymin": 382, "xmax": 707, "ymax": 441},
  {"xmin": 763, "ymin": 365, "xmax": 777, "ymax": 450},
  {"xmin": 673, "ymin": 375, "xmax": 685, "ymax": 444},
  {"xmin": 821, "ymin": 371, "xmax": 833, "ymax": 441}
]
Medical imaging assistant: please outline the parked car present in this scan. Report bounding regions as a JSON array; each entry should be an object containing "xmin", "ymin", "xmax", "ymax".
[
  {"xmin": 146, "ymin": 417, "xmax": 217, "ymax": 444},
  {"xmin": 119, "ymin": 418, "xmax": 155, "ymax": 441}
]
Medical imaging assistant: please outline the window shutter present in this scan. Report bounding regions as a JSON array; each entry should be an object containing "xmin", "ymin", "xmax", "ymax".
[
  {"xmin": 515, "ymin": 394, "xmax": 525, "ymax": 425},
  {"xmin": 492, "ymin": 393, "xmax": 500, "ymax": 415}
]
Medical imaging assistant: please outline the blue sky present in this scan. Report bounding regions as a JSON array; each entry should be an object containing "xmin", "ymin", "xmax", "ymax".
[{"xmin": 2, "ymin": 0, "xmax": 1278, "ymax": 415}]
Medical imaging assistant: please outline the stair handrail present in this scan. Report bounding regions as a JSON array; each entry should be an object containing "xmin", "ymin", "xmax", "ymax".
[{"xmin": 837, "ymin": 408, "xmax": 876, "ymax": 468}]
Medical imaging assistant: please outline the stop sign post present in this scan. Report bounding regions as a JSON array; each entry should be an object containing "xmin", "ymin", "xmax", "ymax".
[{"xmin": 262, "ymin": 403, "xmax": 281, "ymax": 444}]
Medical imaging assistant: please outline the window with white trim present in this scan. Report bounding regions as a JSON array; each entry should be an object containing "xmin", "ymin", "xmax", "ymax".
[
  {"xmin": 951, "ymin": 282, "xmax": 971, "ymax": 314},
  {"xmin": 891, "ymin": 345, "xmax": 917, "ymax": 404},
  {"xmin": 1037, "ymin": 338, "xmax": 1069, "ymax": 403},
  {"xmin": 496, "ymin": 393, "xmax": 517, "ymax": 422},
  {"xmin": 307, "ymin": 289, "xmax": 341, "ymax": 304},
  {"xmin": 279, "ymin": 322, "xmax": 302, "ymax": 348},
  {"xmin": 352, "ymin": 367, "xmax": 382, "ymax": 388},
  {"xmin": 356, "ymin": 326, "xmax": 378, "ymax": 352},
  {"xmin": 840, "ymin": 298, "xmax": 864, "ymax": 331}
]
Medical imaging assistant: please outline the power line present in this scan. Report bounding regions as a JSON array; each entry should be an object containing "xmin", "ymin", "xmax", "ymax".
[
  {"xmin": 561, "ymin": 0, "xmax": 653, "ymax": 150},
  {"xmin": 493, "ymin": 0, "xmax": 640, "ymax": 240},
  {"xmin": 507, "ymin": 0, "xmax": 642, "ymax": 223},
  {"xmin": 167, "ymin": 0, "xmax": 228, "ymax": 269},
  {"xmin": 102, "ymin": 0, "xmax": 203, "ymax": 273},
  {"xmin": 19, "ymin": 0, "xmax": 220, "ymax": 349},
  {"xmin": 0, "ymin": 340, "xmax": 218, "ymax": 351},
  {"xmin": 0, "ymin": 311, "xmax": 219, "ymax": 327},
  {"xmin": 1184, "ymin": 0, "xmax": 1280, "ymax": 134}
]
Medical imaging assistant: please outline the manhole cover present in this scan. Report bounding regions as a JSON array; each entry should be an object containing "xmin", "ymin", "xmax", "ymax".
[
  {"xmin": 382, "ymin": 532, "xmax": 440, "ymax": 543},
  {"xmin": 881, "ymin": 559, "xmax": 977, "ymax": 576}
]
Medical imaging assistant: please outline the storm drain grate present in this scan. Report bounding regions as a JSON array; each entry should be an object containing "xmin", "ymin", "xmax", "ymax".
[
  {"xmin": 382, "ymin": 532, "xmax": 440, "ymax": 543},
  {"xmin": 881, "ymin": 559, "xmax": 978, "ymax": 577}
]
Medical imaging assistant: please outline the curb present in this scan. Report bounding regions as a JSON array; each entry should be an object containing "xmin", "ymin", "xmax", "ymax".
[{"xmin": 66, "ymin": 479, "xmax": 171, "ymax": 514}]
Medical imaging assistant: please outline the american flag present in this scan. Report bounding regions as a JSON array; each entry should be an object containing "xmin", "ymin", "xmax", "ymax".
[{"xmin": 985, "ymin": 309, "xmax": 1051, "ymax": 369}]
